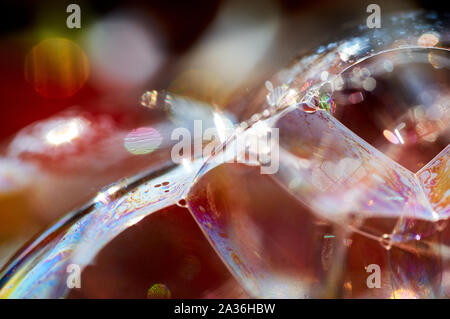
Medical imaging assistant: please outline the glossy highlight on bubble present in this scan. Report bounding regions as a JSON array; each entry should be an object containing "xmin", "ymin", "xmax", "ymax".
[{"xmin": 25, "ymin": 38, "xmax": 89, "ymax": 99}]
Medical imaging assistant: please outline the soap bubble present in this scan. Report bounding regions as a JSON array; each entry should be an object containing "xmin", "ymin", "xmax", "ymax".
[{"xmin": 1, "ymin": 11, "xmax": 448, "ymax": 299}]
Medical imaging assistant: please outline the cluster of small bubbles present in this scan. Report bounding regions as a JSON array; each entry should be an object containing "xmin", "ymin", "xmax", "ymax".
[
  {"xmin": 147, "ymin": 283, "xmax": 172, "ymax": 299},
  {"xmin": 154, "ymin": 181, "xmax": 170, "ymax": 188},
  {"xmin": 360, "ymin": 68, "xmax": 371, "ymax": 78}
]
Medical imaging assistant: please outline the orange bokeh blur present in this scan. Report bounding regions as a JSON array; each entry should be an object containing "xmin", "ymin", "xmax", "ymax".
[{"xmin": 25, "ymin": 38, "xmax": 89, "ymax": 99}]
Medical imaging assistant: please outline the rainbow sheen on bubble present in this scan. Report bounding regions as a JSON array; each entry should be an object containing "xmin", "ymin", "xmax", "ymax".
[{"xmin": 124, "ymin": 127, "xmax": 162, "ymax": 155}]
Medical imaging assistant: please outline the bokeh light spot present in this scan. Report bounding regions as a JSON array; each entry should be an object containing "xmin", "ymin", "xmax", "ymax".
[
  {"xmin": 25, "ymin": 38, "xmax": 89, "ymax": 99},
  {"xmin": 124, "ymin": 127, "xmax": 162, "ymax": 155}
]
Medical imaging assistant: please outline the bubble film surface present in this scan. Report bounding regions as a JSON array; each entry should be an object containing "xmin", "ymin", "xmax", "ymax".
[{"xmin": 0, "ymin": 11, "xmax": 449, "ymax": 299}]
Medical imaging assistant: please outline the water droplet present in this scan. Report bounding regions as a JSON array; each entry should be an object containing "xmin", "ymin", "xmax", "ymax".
[
  {"xmin": 383, "ymin": 60, "xmax": 394, "ymax": 72},
  {"xmin": 300, "ymin": 102, "xmax": 318, "ymax": 114},
  {"xmin": 250, "ymin": 113, "xmax": 262, "ymax": 122},
  {"xmin": 239, "ymin": 121, "xmax": 249, "ymax": 130},
  {"xmin": 343, "ymin": 238, "xmax": 353, "ymax": 247}
]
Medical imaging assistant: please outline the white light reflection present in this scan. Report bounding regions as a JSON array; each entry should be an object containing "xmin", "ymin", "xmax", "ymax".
[{"xmin": 394, "ymin": 128, "xmax": 405, "ymax": 144}]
